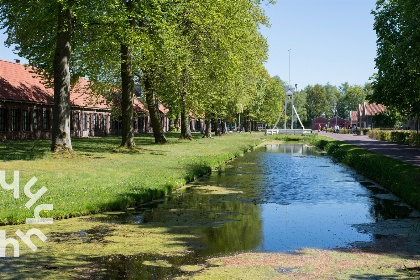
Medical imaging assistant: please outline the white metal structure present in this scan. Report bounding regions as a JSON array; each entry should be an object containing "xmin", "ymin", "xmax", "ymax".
[
  {"xmin": 272, "ymin": 87, "xmax": 305, "ymax": 130},
  {"xmin": 267, "ymin": 50, "xmax": 309, "ymax": 135}
]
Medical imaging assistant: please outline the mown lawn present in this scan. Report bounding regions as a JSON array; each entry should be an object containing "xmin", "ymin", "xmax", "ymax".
[{"xmin": 0, "ymin": 132, "xmax": 268, "ymax": 224}]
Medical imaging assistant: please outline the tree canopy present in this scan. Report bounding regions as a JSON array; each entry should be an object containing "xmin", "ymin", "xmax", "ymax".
[{"xmin": 370, "ymin": 0, "xmax": 420, "ymax": 123}]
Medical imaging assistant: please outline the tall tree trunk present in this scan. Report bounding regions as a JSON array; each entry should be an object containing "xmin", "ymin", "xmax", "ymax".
[
  {"xmin": 180, "ymin": 90, "xmax": 192, "ymax": 139},
  {"xmin": 179, "ymin": 70, "xmax": 192, "ymax": 140},
  {"xmin": 244, "ymin": 112, "xmax": 251, "ymax": 132},
  {"xmin": 203, "ymin": 113, "xmax": 212, "ymax": 138},
  {"xmin": 221, "ymin": 119, "xmax": 227, "ymax": 134},
  {"xmin": 213, "ymin": 117, "xmax": 221, "ymax": 136},
  {"xmin": 120, "ymin": 0, "xmax": 135, "ymax": 148},
  {"xmin": 144, "ymin": 75, "xmax": 167, "ymax": 144},
  {"xmin": 51, "ymin": 2, "xmax": 73, "ymax": 152},
  {"xmin": 120, "ymin": 43, "xmax": 135, "ymax": 148},
  {"xmin": 174, "ymin": 117, "xmax": 180, "ymax": 131},
  {"xmin": 168, "ymin": 118, "xmax": 174, "ymax": 132}
]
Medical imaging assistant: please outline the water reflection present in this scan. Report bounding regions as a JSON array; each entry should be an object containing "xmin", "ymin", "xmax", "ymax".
[{"xmin": 94, "ymin": 143, "xmax": 418, "ymax": 278}]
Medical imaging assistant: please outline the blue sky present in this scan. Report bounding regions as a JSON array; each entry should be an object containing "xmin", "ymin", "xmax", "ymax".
[
  {"xmin": 1, "ymin": 0, "xmax": 377, "ymax": 89},
  {"xmin": 260, "ymin": 0, "xmax": 378, "ymax": 89}
]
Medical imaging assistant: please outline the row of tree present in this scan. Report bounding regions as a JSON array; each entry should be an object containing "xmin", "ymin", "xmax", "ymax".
[{"xmin": 0, "ymin": 0, "xmax": 275, "ymax": 151}]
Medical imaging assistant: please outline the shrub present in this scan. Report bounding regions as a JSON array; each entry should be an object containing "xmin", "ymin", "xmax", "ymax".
[
  {"xmin": 369, "ymin": 129, "xmax": 420, "ymax": 147},
  {"xmin": 410, "ymin": 132, "xmax": 420, "ymax": 147},
  {"xmin": 390, "ymin": 131, "xmax": 410, "ymax": 144},
  {"xmin": 369, "ymin": 129, "xmax": 377, "ymax": 139},
  {"xmin": 312, "ymin": 137, "xmax": 420, "ymax": 211}
]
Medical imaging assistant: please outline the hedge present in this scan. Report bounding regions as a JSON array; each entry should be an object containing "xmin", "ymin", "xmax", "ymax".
[{"xmin": 369, "ymin": 129, "xmax": 420, "ymax": 147}]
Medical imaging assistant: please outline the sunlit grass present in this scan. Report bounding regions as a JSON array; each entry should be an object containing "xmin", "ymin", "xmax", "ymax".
[{"xmin": 0, "ymin": 132, "xmax": 267, "ymax": 224}]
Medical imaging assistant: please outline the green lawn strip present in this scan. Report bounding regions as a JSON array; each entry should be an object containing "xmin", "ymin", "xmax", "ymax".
[
  {"xmin": 307, "ymin": 135, "xmax": 420, "ymax": 211},
  {"xmin": 0, "ymin": 133, "xmax": 267, "ymax": 225}
]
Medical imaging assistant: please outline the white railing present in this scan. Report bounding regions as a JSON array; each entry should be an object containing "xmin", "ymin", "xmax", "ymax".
[{"xmin": 265, "ymin": 129, "xmax": 313, "ymax": 135}]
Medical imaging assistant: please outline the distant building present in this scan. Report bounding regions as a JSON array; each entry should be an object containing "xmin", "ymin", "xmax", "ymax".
[
  {"xmin": 0, "ymin": 59, "xmax": 169, "ymax": 140},
  {"xmin": 357, "ymin": 102, "xmax": 386, "ymax": 129},
  {"xmin": 311, "ymin": 116, "xmax": 348, "ymax": 130},
  {"xmin": 311, "ymin": 117, "xmax": 328, "ymax": 130},
  {"xmin": 327, "ymin": 117, "xmax": 348, "ymax": 129}
]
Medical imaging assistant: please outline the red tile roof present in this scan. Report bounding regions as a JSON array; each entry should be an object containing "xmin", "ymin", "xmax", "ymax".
[
  {"xmin": 364, "ymin": 102, "xmax": 386, "ymax": 116},
  {"xmin": 359, "ymin": 103, "xmax": 364, "ymax": 116},
  {"xmin": 0, "ymin": 59, "xmax": 170, "ymax": 114},
  {"xmin": 350, "ymin": 111, "xmax": 358, "ymax": 121},
  {"xmin": 1, "ymin": 60, "xmax": 111, "ymax": 109},
  {"xmin": 159, "ymin": 103, "xmax": 168, "ymax": 114},
  {"xmin": 0, "ymin": 60, "xmax": 54, "ymax": 104}
]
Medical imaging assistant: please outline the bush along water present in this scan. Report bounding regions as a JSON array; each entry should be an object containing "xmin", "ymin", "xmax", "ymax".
[
  {"xmin": 309, "ymin": 135, "xmax": 420, "ymax": 211},
  {"xmin": 369, "ymin": 129, "xmax": 420, "ymax": 147}
]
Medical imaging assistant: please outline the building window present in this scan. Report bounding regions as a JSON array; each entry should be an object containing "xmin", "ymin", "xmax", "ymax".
[
  {"xmin": 23, "ymin": 110, "xmax": 30, "ymax": 131},
  {"xmin": 33, "ymin": 110, "xmax": 39, "ymax": 130},
  {"xmin": 98, "ymin": 114, "xmax": 102, "ymax": 130},
  {"xmin": 70, "ymin": 111, "xmax": 74, "ymax": 131},
  {"xmin": 11, "ymin": 108, "xmax": 20, "ymax": 132},
  {"xmin": 138, "ymin": 116, "xmax": 144, "ymax": 133},
  {"xmin": 75, "ymin": 112, "xmax": 80, "ymax": 131},
  {"xmin": 83, "ymin": 113, "xmax": 87, "ymax": 131},
  {"xmin": 0, "ymin": 108, "xmax": 6, "ymax": 132},
  {"xmin": 43, "ymin": 110, "xmax": 50, "ymax": 131},
  {"xmin": 94, "ymin": 114, "xmax": 99, "ymax": 130}
]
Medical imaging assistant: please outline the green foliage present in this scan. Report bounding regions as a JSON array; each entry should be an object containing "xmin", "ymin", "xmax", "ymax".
[
  {"xmin": 336, "ymin": 85, "xmax": 366, "ymax": 118},
  {"xmin": 293, "ymin": 89, "xmax": 308, "ymax": 127},
  {"xmin": 370, "ymin": 0, "xmax": 420, "ymax": 119},
  {"xmin": 369, "ymin": 129, "xmax": 420, "ymax": 147},
  {"xmin": 305, "ymin": 84, "xmax": 327, "ymax": 120},
  {"xmin": 372, "ymin": 110, "xmax": 401, "ymax": 128},
  {"xmin": 311, "ymin": 135, "xmax": 420, "ymax": 210},
  {"xmin": 0, "ymin": 133, "xmax": 266, "ymax": 225},
  {"xmin": 256, "ymin": 75, "xmax": 286, "ymax": 125},
  {"xmin": 323, "ymin": 83, "xmax": 340, "ymax": 119}
]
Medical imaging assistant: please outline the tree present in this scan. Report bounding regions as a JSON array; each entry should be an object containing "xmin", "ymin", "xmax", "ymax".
[
  {"xmin": 305, "ymin": 84, "xmax": 327, "ymax": 120},
  {"xmin": 0, "ymin": 0, "xmax": 81, "ymax": 152},
  {"xmin": 293, "ymin": 90, "xmax": 308, "ymax": 128},
  {"xmin": 257, "ymin": 75, "xmax": 285, "ymax": 126},
  {"xmin": 336, "ymin": 85, "xmax": 366, "ymax": 119},
  {"xmin": 323, "ymin": 83, "xmax": 340, "ymax": 119},
  {"xmin": 77, "ymin": 0, "xmax": 172, "ymax": 146},
  {"xmin": 372, "ymin": 110, "xmax": 402, "ymax": 128},
  {"xmin": 370, "ymin": 0, "xmax": 420, "ymax": 131}
]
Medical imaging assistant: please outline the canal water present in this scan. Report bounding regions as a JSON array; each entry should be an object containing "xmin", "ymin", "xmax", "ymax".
[{"xmin": 93, "ymin": 143, "xmax": 419, "ymax": 278}]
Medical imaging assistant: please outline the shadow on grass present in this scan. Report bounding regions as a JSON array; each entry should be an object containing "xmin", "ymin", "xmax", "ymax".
[
  {"xmin": 0, "ymin": 132, "xmax": 205, "ymax": 161},
  {"xmin": 0, "ymin": 139, "xmax": 51, "ymax": 161}
]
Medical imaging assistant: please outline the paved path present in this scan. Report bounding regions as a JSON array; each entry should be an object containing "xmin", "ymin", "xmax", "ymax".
[{"xmin": 317, "ymin": 131, "xmax": 420, "ymax": 167}]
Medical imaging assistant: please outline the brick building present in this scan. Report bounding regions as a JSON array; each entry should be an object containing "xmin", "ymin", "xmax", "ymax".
[
  {"xmin": 0, "ymin": 59, "xmax": 159, "ymax": 140},
  {"xmin": 350, "ymin": 102, "xmax": 387, "ymax": 129}
]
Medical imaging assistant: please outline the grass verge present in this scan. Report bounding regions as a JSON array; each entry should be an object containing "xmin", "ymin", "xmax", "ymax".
[{"xmin": 0, "ymin": 132, "xmax": 267, "ymax": 225}]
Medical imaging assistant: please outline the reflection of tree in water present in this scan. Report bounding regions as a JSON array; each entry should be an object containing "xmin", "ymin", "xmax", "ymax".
[
  {"xmin": 142, "ymin": 185, "xmax": 263, "ymax": 256},
  {"xmin": 368, "ymin": 197, "xmax": 413, "ymax": 222},
  {"xmin": 195, "ymin": 201, "xmax": 263, "ymax": 256},
  {"xmin": 90, "ymin": 186, "xmax": 263, "ymax": 279}
]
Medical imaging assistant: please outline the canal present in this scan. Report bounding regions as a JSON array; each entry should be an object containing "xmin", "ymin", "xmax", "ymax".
[{"xmin": 92, "ymin": 143, "xmax": 419, "ymax": 278}]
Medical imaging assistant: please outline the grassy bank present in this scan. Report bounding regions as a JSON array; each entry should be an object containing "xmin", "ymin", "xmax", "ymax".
[
  {"xmin": 303, "ymin": 135, "xmax": 420, "ymax": 211},
  {"xmin": 0, "ymin": 133, "xmax": 267, "ymax": 225}
]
